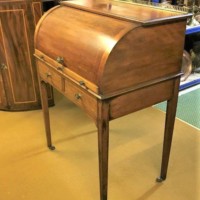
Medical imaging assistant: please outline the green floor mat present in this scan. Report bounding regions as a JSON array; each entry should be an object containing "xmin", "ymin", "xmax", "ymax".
[{"xmin": 154, "ymin": 88, "xmax": 200, "ymax": 129}]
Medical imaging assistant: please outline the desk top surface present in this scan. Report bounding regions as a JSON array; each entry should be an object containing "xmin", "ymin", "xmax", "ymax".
[{"xmin": 61, "ymin": 0, "xmax": 191, "ymax": 25}]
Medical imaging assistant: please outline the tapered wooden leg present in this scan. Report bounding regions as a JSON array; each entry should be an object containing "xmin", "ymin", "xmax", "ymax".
[
  {"xmin": 40, "ymin": 81, "xmax": 55, "ymax": 150},
  {"xmin": 156, "ymin": 78, "xmax": 180, "ymax": 182},
  {"xmin": 97, "ymin": 101, "xmax": 110, "ymax": 200}
]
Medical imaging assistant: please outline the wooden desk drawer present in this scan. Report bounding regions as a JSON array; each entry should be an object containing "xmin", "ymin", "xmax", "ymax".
[
  {"xmin": 37, "ymin": 60, "xmax": 63, "ymax": 92},
  {"xmin": 64, "ymin": 79, "xmax": 98, "ymax": 119}
]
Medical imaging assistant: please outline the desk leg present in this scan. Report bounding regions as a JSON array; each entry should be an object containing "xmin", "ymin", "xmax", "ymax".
[
  {"xmin": 40, "ymin": 80, "xmax": 55, "ymax": 150},
  {"xmin": 97, "ymin": 101, "xmax": 109, "ymax": 200},
  {"xmin": 156, "ymin": 78, "xmax": 180, "ymax": 182}
]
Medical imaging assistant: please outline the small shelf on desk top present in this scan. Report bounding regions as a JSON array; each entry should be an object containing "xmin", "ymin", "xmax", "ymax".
[{"xmin": 186, "ymin": 25, "xmax": 200, "ymax": 35}]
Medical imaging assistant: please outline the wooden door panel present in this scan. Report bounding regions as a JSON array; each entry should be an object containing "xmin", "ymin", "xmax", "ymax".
[
  {"xmin": 0, "ymin": 19, "xmax": 9, "ymax": 108},
  {"xmin": 0, "ymin": 9, "xmax": 37, "ymax": 103},
  {"xmin": 0, "ymin": 71, "xmax": 7, "ymax": 107},
  {"xmin": 32, "ymin": 1, "xmax": 43, "ymax": 25},
  {"xmin": 0, "ymin": 0, "xmax": 53, "ymax": 110}
]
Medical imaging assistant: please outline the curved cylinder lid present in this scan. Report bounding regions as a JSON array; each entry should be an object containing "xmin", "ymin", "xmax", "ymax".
[{"xmin": 35, "ymin": 0, "xmax": 190, "ymax": 97}]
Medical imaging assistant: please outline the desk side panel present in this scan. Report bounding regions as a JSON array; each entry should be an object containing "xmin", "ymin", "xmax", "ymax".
[
  {"xmin": 100, "ymin": 20, "xmax": 186, "ymax": 95},
  {"xmin": 109, "ymin": 79, "xmax": 174, "ymax": 120}
]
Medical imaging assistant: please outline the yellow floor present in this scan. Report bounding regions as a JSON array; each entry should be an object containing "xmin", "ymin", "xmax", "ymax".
[{"xmin": 0, "ymin": 90, "xmax": 200, "ymax": 200}]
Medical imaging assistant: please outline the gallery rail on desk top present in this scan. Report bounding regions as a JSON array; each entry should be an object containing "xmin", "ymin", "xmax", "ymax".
[{"xmin": 61, "ymin": 0, "xmax": 191, "ymax": 25}]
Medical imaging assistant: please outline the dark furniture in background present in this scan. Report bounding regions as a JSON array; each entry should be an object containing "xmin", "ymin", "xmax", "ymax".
[{"xmin": 0, "ymin": 0, "xmax": 54, "ymax": 111}]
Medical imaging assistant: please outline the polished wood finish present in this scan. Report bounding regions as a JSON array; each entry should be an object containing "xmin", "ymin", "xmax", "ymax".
[
  {"xmin": 0, "ymin": 0, "xmax": 54, "ymax": 111},
  {"xmin": 157, "ymin": 78, "xmax": 180, "ymax": 182},
  {"xmin": 97, "ymin": 100, "xmax": 109, "ymax": 200},
  {"xmin": 35, "ymin": 2, "xmax": 189, "ymax": 97},
  {"xmin": 34, "ymin": 1, "xmax": 191, "ymax": 200},
  {"xmin": 40, "ymin": 80, "xmax": 55, "ymax": 150}
]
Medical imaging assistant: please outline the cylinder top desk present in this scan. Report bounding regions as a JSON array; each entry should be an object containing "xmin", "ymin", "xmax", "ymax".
[{"xmin": 34, "ymin": 1, "xmax": 191, "ymax": 199}]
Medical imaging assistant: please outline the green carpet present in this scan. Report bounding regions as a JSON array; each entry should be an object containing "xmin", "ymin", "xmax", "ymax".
[{"xmin": 154, "ymin": 88, "xmax": 200, "ymax": 129}]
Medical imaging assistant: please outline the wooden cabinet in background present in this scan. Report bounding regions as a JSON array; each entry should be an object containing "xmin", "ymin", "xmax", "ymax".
[{"xmin": 0, "ymin": 0, "xmax": 54, "ymax": 111}]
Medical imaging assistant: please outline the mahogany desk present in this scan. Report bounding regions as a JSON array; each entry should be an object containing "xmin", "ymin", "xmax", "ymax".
[{"xmin": 34, "ymin": 1, "xmax": 191, "ymax": 199}]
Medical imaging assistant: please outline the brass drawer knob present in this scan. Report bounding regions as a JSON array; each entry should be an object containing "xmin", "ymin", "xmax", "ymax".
[
  {"xmin": 45, "ymin": 72, "xmax": 52, "ymax": 78},
  {"xmin": 79, "ymin": 81, "xmax": 85, "ymax": 86},
  {"xmin": 57, "ymin": 66, "xmax": 64, "ymax": 71},
  {"xmin": 74, "ymin": 93, "xmax": 82, "ymax": 100},
  {"xmin": 0, "ymin": 63, "xmax": 8, "ymax": 70},
  {"xmin": 56, "ymin": 56, "xmax": 64, "ymax": 64},
  {"xmin": 40, "ymin": 55, "xmax": 44, "ymax": 60}
]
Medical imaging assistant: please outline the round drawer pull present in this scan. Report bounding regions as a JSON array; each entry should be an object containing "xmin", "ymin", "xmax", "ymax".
[
  {"xmin": 56, "ymin": 56, "xmax": 64, "ymax": 64},
  {"xmin": 74, "ymin": 93, "xmax": 82, "ymax": 100},
  {"xmin": 79, "ymin": 81, "xmax": 85, "ymax": 86},
  {"xmin": 40, "ymin": 55, "xmax": 44, "ymax": 60},
  {"xmin": 57, "ymin": 66, "xmax": 64, "ymax": 71},
  {"xmin": 45, "ymin": 72, "xmax": 52, "ymax": 78},
  {"xmin": 0, "ymin": 63, "xmax": 8, "ymax": 70}
]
